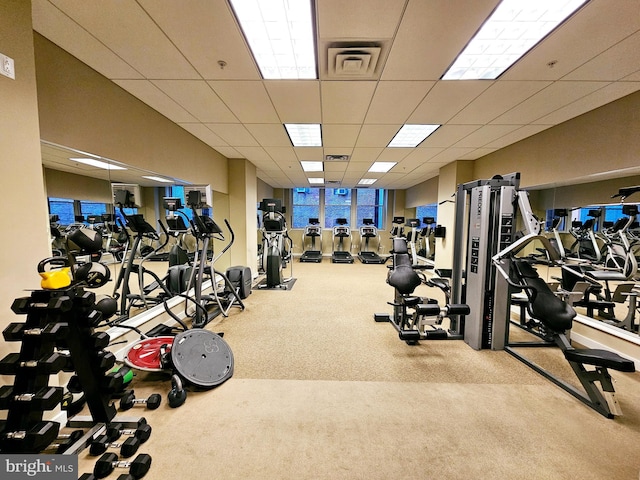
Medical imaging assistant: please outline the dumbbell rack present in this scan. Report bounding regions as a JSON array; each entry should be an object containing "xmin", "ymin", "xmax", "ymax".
[{"xmin": 0, "ymin": 286, "xmax": 141, "ymax": 454}]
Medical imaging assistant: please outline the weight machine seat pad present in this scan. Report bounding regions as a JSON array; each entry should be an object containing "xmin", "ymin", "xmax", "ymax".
[
  {"xmin": 429, "ymin": 278, "xmax": 450, "ymax": 290},
  {"xmin": 564, "ymin": 348, "xmax": 636, "ymax": 372},
  {"xmin": 512, "ymin": 260, "xmax": 576, "ymax": 332},
  {"xmin": 387, "ymin": 265, "xmax": 422, "ymax": 296}
]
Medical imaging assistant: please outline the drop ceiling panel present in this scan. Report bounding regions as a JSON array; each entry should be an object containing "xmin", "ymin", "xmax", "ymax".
[
  {"xmin": 178, "ymin": 123, "xmax": 229, "ymax": 147},
  {"xmin": 213, "ymin": 146, "xmax": 242, "ymax": 158},
  {"xmin": 234, "ymin": 146, "xmax": 273, "ymax": 163},
  {"xmin": 264, "ymin": 147, "xmax": 299, "ymax": 164},
  {"xmin": 345, "ymin": 161, "xmax": 375, "ymax": 174},
  {"xmin": 113, "ymin": 80, "xmax": 198, "ymax": 123},
  {"xmin": 321, "ymin": 82, "xmax": 377, "ymax": 124},
  {"xmin": 376, "ymin": 148, "xmax": 413, "ymax": 162},
  {"xmin": 533, "ymin": 81, "xmax": 640, "ymax": 125},
  {"xmin": 461, "ymin": 148, "xmax": 499, "ymax": 160},
  {"xmin": 407, "ymin": 81, "xmax": 493, "ymax": 124},
  {"xmin": 322, "ymin": 125, "xmax": 362, "ymax": 148},
  {"xmin": 485, "ymin": 125, "xmax": 553, "ymax": 149},
  {"xmin": 449, "ymin": 82, "xmax": 552, "ymax": 124},
  {"xmin": 493, "ymin": 81, "xmax": 609, "ymax": 125},
  {"xmin": 562, "ymin": 32, "xmax": 640, "ymax": 81},
  {"xmin": 420, "ymin": 125, "xmax": 481, "ymax": 148},
  {"xmin": 244, "ymin": 124, "xmax": 290, "ymax": 147},
  {"xmin": 624, "ymin": 70, "xmax": 640, "ymax": 81},
  {"xmin": 294, "ymin": 147, "xmax": 324, "ymax": 161},
  {"xmin": 48, "ymin": 0, "xmax": 199, "ymax": 79},
  {"xmin": 205, "ymin": 124, "xmax": 258, "ymax": 146},
  {"xmin": 350, "ymin": 148, "xmax": 384, "ymax": 163},
  {"xmin": 152, "ymin": 80, "xmax": 238, "ymax": 123},
  {"xmin": 364, "ymin": 81, "xmax": 434, "ymax": 124},
  {"xmin": 264, "ymin": 81, "xmax": 321, "ymax": 123},
  {"xmin": 208, "ymin": 81, "xmax": 280, "ymax": 123},
  {"xmin": 317, "ymin": 0, "xmax": 407, "ymax": 39},
  {"xmin": 411, "ymin": 162, "xmax": 447, "ymax": 174},
  {"xmin": 32, "ymin": 0, "xmax": 143, "ymax": 79},
  {"xmin": 137, "ymin": 0, "xmax": 259, "ymax": 80},
  {"xmin": 503, "ymin": 1, "xmax": 640, "ymax": 81},
  {"xmin": 356, "ymin": 125, "xmax": 401, "ymax": 147},
  {"xmin": 453, "ymin": 125, "xmax": 523, "ymax": 148},
  {"xmin": 430, "ymin": 148, "xmax": 476, "ymax": 164},
  {"xmin": 324, "ymin": 162, "xmax": 348, "ymax": 172},
  {"xmin": 382, "ymin": 0, "xmax": 500, "ymax": 80},
  {"xmin": 402, "ymin": 148, "xmax": 446, "ymax": 164}
]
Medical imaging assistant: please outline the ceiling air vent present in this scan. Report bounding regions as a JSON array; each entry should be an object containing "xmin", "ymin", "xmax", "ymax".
[
  {"xmin": 327, "ymin": 46, "xmax": 381, "ymax": 79},
  {"xmin": 325, "ymin": 154, "xmax": 350, "ymax": 162},
  {"xmin": 325, "ymin": 180, "xmax": 342, "ymax": 185}
]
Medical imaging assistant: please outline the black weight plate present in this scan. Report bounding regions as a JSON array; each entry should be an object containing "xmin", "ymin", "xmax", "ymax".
[{"xmin": 171, "ymin": 329, "xmax": 233, "ymax": 388}]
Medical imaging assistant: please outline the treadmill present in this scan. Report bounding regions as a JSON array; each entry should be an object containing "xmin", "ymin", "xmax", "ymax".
[
  {"xmin": 300, "ymin": 218, "xmax": 323, "ymax": 263},
  {"xmin": 357, "ymin": 218, "xmax": 386, "ymax": 264},
  {"xmin": 331, "ymin": 218, "xmax": 354, "ymax": 264}
]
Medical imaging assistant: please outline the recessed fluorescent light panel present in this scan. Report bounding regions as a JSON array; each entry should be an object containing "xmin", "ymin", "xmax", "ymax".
[
  {"xmin": 70, "ymin": 158, "xmax": 126, "ymax": 170},
  {"xmin": 388, "ymin": 125, "xmax": 440, "ymax": 148},
  {"xmin": 142, "ymin": 176, "xmax": 173, "ymax": 183},
  {"xmin": 368, "ymin": 162, "xmax": 396, "ymax": 173},
  {"xmin": 300, "ymin": 161, "xmax": 323, "ymax": 172},
  {"xmin": 229, "ymin": 0, "xmax": 317, "ymax": 79},
  {"xmin": 358, "ymin": 179, "xmax": 377, "ymax": 185},
  {"xmin": 285, "ymin": 124, "xmax": 322, "ymax": 147},
  {"xmin": 308, "ymin": 177, "xmax": 324, "ymax": 184},
  {"xmin": 442, "ymin": 0, "xmax": 588, "ymax": 80}
]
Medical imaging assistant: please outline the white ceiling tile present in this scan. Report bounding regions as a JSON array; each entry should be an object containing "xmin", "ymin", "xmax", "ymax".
[
  {"xmin": 449, "ymin": 82, "xmax": 552, "ymax": 124},
  {"xmin": 178, "ymin": 123, "xmax": 229, "ymax": 147},
  {"xmin": 356, "ymin": 125, "xmax": 401, "ymax": 147},
  {"xmin": 408, "ymin": 80, "xmax": 493, "ymax": 124},
  {"xmin": 321, "ymin": 82, "xmax": 377, "ymax": 124},
  {"xmin": 323, "ymin": 125, "xmax": 362, "ymax": 147},
  {"xmin": 317, "ymin": 0, "xmax": 406, "ymax": 39},
  {"xmin": 206, "ymin": 124, "xmax": 259, "ymax": 146},
  {"xmin": 533, "ymin": 82, "xmax": 640, "ymax": 125},
  {"xmin": 410, "ymin": 162, "xmax": 446, "ymax": 174},
  {"xmin": 350, "ymin": 148, "xmax": 384, "ymax": 163},
  {"xmin": 137, "ymin": 0, "xmax": 260, "ymax": 80},
  {"xmin": 208, "ymin": 81, "xmax": 280, "ymax": 123},
  {"xmin": 430, "ymin": 148, "xmax": 476, "ymax": 163},
  {"xmin": 420, "ymin": 125, "xmax": 481, "ymax": 148},
  {"xmin": 402, "ymin": 148, "xmax": 445, "ymax": 164},
  {"xmin": 33, "ymin": 0, "xmax": 143, "ymax": 79},
  {"xmin": 152, "ymin": 80, "xmax": 238, "ymax": 123},
  {"xmin": 234, "ymin": 146, "xmax": 273, "ymax": 163},
  {"xmin": 454, "ymin": 125, "xmax": 522, "ymax": 148},
  {"xmin": 324, "ymin": 163, "xmax": 348, "ymax": 172},
  {"xmin": 485, "ymin": 125, "xmax": 553, "ymax": 149},
  {"xmin": 460, "ymin": 148, "xmax": 498, "ymax": 160},
  {"xmin": 244, "ymin": 124, "xmax": 290, "ymax": 147},
  {"xmin": 624, "ymin": 70, "xmax": 640, "ymax": 81},
  {"xmin": 492, "ymin": 81, "xmax": 609, "ymax": 124},
  {"xmin": 503, "ymin": 1, "xmax": 640, "ymax": 81},
  {"xmin": 382, "ymin": 0, "xmax": 500, "ymax": 80},
  {"xmin": 264, "ymin": 147, "xmax": 299, "ymax": 163},
  {"xmin": 376, "ymin": 148, "xmax": 413, "ymax": 162},
  {"xmin": 265, "ymin": 81, "xmax": 321, "ymax": 123},
  {"xmin": 213, "ymin": 146, "xmax": 242, "ymax": 158},
  {"xmin": 294, "ymin": 147, "xmax": 324, "ymax": 161},
  {"xmin": 345, "ymin": 161, "xmax": 375, "ymax": 174},
  {"xmin": 365, "ymin": 81, "xmax": 434, "ymax": 124},
  {"xmin": 563, "ymin": 32, "xmax": 640, "ymax": 82},
  {"xmin": 114, "ymin": 80, "xmax": 198, "ymax": 122},
  {"xmin": 47, "ymin": 0, "xmax": 199, "ymax": 79}
]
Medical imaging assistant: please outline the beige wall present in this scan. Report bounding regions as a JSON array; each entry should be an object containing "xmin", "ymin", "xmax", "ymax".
[
  {"xmin": 473, "ymin": 90, "xmax": 640, "ymax": 189},
  {"xmin": 44, "ymin": 168, "xmax": 112, "ymax": 203},
  {"xmin": 229, "ymin": 159, "xmax": 258, "ymax": 271},
  {"xmin": 405, "ymin": 177, "xmax": 439, "ymax": 208},
  {"xmin": 0, "ymin": 0, "xmax": 51, "ymax": 384},
  {"xmin": 34, "ymin": 34, "xmax": 229, "ymax": 194}
]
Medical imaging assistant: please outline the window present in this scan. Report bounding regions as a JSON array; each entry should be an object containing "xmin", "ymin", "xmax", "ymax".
[
  {"xmin": 324, "ymin": 188, "xmax": 352, "ymax": 228},
  {"xmin": 356, "ymin": 189, "xmax": 385, "ymax": 229},
  {"xmin": 48, "ymin": 197, "xmax": 75, "ymax": 225},
  {"xmin": 416, "ymin": 203, "xmax": 437, "ymax": 226},
  {"xmin": 292, "ymin": 188, "xmax": 320, "ymax": 228},
  {"xmin": 80, "ymin": 201, "xmax": 107, "ymax": 223}
]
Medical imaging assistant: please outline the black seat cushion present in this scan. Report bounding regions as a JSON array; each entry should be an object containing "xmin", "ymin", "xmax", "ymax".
[
  {"xmin": 512, "ymin": 260, "xmax": 576, "ymax": 332},
  {"xmin": 564, "ymin": 348, "xmax": 635, "ymax": 372},
  {"xmin": 387, "ymin": 265, "xmax": 421, "ymax": 296}
]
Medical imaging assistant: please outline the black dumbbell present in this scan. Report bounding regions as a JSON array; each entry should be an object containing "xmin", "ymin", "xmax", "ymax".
[
  {"xmin": 3, "ymin": 322, "xmax": 69, "ymax": 342},
  {"xmin": 44, "ymin": 429, "xmax": 84, "ymax": 453},
  {"xmin": 93, "ymin": 452, "xmax": 152, "ymax": 479},
  {"xmin": 0, "ymin": 352, "xmax": 69, "ymax": 374},
  {"xmin": 119, "ymin": 390, "xmax": 161, "ymax": 411},
  {"xmin": 90, "ymin": 434, "xmax": 140, "ymax": 458},
  {"xmin": 91, "ymin": 331, "xmax": 111, "ymax": 350},
  {"xmin": 105, "ymin": 422, "xmax": 152, "ymax": 444},
  {"xmin": 0, "ymin": 421, "xmax": 59, "ymax": 452},
  {"xmin": 94, "ymin": 350, "xmax": 116, "ymax": 371},
  {"xmin": 102, "ymin": 366, "xmax": 133, "ymax": 392},
  {"xmin": 0, "ymin": 386, "xmax": 63, "ymax": 410}
]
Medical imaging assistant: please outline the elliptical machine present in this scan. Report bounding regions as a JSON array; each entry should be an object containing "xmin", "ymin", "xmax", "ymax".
[{"xmin": 259, "ymin": 198, "xmax": 294, "ymax": 288}]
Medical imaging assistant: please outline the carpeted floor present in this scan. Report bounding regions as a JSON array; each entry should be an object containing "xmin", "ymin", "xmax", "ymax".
[{"xmin": 78, "ymin": 259, "xmax": 640, "ymax": 479}]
